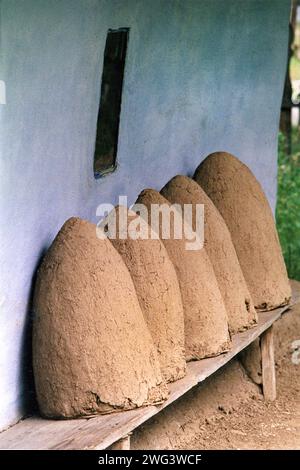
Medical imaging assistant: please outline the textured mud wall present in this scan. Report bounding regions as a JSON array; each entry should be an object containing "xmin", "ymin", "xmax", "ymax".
[
  {"xmin": 161, "ymin": 175, "xmax": 257, "ymax": 333},
  {"xmin": 110, "ymin": 207, "xmax": 186, "ymax": 383},
  {"xmin": 194, "ymin": 153, "xmax": 291, "ymax": 310},
  {"xmin": 0, "ymin": 0, "xmax": 290, "ymax": 429},
  {"xmin": 33, "ymin": 218, "xmax": 168, "ymax": 418},
  {"xmin": 136, "ymin": 189, "xmax": 230, "ymax": 361}
]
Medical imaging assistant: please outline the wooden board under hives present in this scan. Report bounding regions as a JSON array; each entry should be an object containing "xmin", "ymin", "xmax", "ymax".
[{"xmin": 0, "ymin": 283, "xmax": 299, "ymax": 450}]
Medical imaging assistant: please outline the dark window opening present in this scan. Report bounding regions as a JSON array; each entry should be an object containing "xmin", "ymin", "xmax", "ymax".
[{"xmin": 94, "ymin": 28, "xmax": 129, "ymax": 178}]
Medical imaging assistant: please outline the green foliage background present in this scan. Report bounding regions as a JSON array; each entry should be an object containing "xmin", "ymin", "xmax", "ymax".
[{"xmin": 276, "ymin": 131, "xmax": 300, "ymax": 280}]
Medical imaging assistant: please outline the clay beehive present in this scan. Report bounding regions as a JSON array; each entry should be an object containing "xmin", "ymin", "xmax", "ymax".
[
  {"xmin": 108, "ymin": 205, "xmax": 186, "ymax": 383},
  {"xmin": 135, "ymin": 189, "xmax": 231, "ymax": 361},
  {"xmin": 161, "ymin": 175, "xmax": 257, "ymax": 334},
  {"xmin": 194, "ymin": 152, "xmax": 291, "ymax": 310},
  {"xmin": 33, "ymin": 217, "xmax": 168, "ymax": 419}
]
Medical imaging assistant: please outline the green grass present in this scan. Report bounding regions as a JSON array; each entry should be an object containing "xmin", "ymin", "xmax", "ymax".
[
  {"xmin": 291, "ymin": 21, "xmax": 300, "ymax": 81},
  {"xmin": 290, "ymin": 56, "xmax": 300, "ymax": 81},
  {"xmin": 276, "ymin": 131, "xmax": 300, "ymax": 280}
]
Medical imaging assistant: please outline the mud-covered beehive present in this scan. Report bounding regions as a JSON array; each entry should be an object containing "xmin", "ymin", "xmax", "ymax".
[
  {"xmin": 194, "ymin": 152, "xmax": 291, "ymax": 310},
  {"xmin": 135, "ymin": 189, "xmax": 231, "ymax": 361},
  {"xmin": 108, "ymin": 205, "xmax": 186, "ymax": 383},
  {"xmin": 33, "ymin": 217, "xmax": 168, "ymax": 419},
  {"xmin": 161, "ymin": 175, "xmax": 257, "ymax": 334}
]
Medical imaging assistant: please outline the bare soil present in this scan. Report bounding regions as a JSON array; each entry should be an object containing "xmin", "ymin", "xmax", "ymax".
[{"xmin": 132, "ymin": 280, "xmax": 300, "ymax": 450}]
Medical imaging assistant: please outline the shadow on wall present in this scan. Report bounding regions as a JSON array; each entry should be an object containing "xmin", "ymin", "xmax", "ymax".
[{"xmin": 19, "ymin": 247, "xmax": 49, "ymax": 416}]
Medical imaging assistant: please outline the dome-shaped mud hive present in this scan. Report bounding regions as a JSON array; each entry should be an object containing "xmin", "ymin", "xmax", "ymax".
[
  {"xmin": 194, "ymin": 152, "xmax": 291, "ymax": 310},
  {"xmin": 33, "ymin": 217, "xmax": 168, "ymax": 419},
  {"xmin": 135, "ymin": 189, "xmax": 230, "ymax": 361},
  {"xmin": 161, "ymin": 175, "xmax": 257, "ymax": 334},
  {"xmin": 108, "ymin": 205, "xmax": 186, "ymax": 383}
]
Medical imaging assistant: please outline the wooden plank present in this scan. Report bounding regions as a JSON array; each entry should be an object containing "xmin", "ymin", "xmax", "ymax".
[
  {"xmin": 0, "ymin": 287, "xmax": 298, "ymax": 450},
  {"xmin": 261, "ymin": 326, "xmax": 276, "ymax": 401}
]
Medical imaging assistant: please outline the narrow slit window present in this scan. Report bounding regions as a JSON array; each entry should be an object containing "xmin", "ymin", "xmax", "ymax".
[{"xmin": 94, "ymin": 28, "xmax": 129, "ymax": 178}]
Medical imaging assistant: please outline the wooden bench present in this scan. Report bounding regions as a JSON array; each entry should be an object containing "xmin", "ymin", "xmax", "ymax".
[{"xmin": 0, "ymin": 285, "xmax": 298, "ymax": 450}]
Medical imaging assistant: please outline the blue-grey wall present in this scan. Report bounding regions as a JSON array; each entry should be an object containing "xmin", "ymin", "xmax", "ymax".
[{"xmin": 0, "ymin": 0, "xmax": 290, "ymax": 430}]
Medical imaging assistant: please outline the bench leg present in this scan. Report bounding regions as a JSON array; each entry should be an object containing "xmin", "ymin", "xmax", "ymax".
[
  {"xmin": 111, "ymin": 434, "xmax": 131, "ymax": 450},
  {"xmin": 261, "ymin": 325, "xmax": 276, "ymax": 401},
  {"xmin": 240, "ymin": 338, "xmax": 262, "ymax": 385}
]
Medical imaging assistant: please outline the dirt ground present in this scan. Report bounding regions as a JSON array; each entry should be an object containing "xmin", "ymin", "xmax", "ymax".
[{"xmin": 132, "ymin": 280, "xmax": 300, "ymax": 450}]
